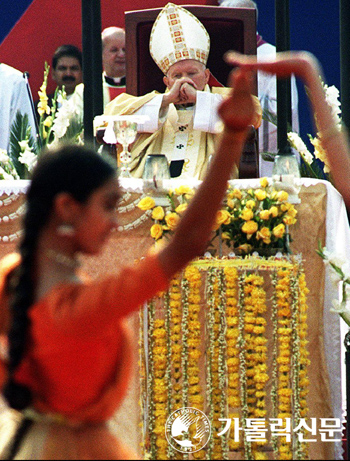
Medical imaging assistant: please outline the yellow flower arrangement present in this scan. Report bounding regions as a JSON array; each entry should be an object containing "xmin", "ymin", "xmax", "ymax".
[
  {"xmin": 216, "ymin": 178, "xmax": 297, "ymax": 254},
  {"xmin": 138, "ymin": 180, "xmax": 297, "ymax": 258},
  {"xmin": 137, "ymin": 187, "xmax": 195, "ymax": 244}
]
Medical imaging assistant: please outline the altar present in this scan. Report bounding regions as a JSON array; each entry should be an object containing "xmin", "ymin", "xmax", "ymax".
[{"xmin": 0, "ymin": 178, "xmax": 348, "ymax": 460}]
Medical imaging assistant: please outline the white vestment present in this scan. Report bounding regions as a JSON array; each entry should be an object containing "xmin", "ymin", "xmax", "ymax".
[
  {"xmin": 131, "ymin": 88, "xmax": 224, "ymax": 180},
  {"xmin": 0, "ymin": 64, "xmax": 37, "ymax": 151}
]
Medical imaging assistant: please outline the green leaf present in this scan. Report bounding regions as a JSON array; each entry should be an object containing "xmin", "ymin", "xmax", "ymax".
[
  {"xmin": 262, "ymin": 107, "xmax": 278, "ymax": 126},
  {"xmin": 8, "ymin": 111, "xmax": 37, "ymax": 178},
  {"xmin": 59, "ymin": 114, "xmax": 84, "ymax": 143},
  {"xmin": 261, "ymin": 152, "xmax": 277, "ymax": 162}
]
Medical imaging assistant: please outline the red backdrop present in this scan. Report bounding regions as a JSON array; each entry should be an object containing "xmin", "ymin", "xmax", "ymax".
[{"xmin": 0, "ymin": 0, "xmax": 209, "ymax": 99}]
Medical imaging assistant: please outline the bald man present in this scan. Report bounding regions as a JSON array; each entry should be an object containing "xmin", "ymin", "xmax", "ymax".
[
  {"xmin": 70, "ymin": 26, "xmax": 126, "ymax": 115},
  {"xmin": 102, "ymin": 27, "xmax": 126, "ymax": 105}
]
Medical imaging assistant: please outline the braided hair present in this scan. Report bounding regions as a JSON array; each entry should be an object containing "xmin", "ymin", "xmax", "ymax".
[{"xmin": 3, "ymin": 144, "xmax": 116, "ymax": 410}]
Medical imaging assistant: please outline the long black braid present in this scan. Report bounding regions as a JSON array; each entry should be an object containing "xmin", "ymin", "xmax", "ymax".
[{"xmin": 3, "ymin": 144, "xmax": 116, "ymax": 411}]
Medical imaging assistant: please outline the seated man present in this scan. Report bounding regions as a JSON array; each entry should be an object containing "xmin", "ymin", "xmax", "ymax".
[{"xmin": 104, "ymin": 3, "xmax": 261, "ymax": 180}]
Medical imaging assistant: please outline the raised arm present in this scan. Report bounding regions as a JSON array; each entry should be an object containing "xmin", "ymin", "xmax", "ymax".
[
  {"xmin": 158, "ymin": 68, "xmax": 256, "ymax": 278},
  {"xmin": 225, "ymin": 51, "xmax": 350, "ymax": 209}
]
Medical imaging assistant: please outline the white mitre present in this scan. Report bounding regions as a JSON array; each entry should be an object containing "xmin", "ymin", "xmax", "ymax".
[{"xmin": 149, "ymin": 3, "xmax": 210, "ymax": 75}]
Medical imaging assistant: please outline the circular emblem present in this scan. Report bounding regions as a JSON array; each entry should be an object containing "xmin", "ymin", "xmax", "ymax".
[{"xmin": 165, "ymin": 407, "xmax": 211, "ymax": 453}]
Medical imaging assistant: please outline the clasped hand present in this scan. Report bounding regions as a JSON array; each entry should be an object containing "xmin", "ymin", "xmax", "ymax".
[{"xmin": 163, "ymin": 77, "xmax": 197, "ymax": 107}]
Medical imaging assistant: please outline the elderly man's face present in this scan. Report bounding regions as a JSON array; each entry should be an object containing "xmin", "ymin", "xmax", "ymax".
[
  {"xmin": 102, "ymin": 30, "xmax": 126, "ymax": 78},
  {"xmin": 164, "ymin": 60, "xmax": 210, "ymax": 91}
]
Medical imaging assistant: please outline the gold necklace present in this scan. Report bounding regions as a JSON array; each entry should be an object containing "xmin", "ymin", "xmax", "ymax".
[{"xmin": 46, "ymin": 249, "xmax": 80, "ymax": 270}]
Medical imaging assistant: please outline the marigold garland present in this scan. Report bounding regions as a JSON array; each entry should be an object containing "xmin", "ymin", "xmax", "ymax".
[
  {"xmin": 140, "ymin": 257, "xmax": 310, "ymax": 461},
  {"xmin": 244, "ymin": 273, "xmax": 269, "ymax": 460},
  {"xmin": 238, "ymin": 271, "xmax": 251, "ymax": 459},
  {"xmin": 184, "ymin": 266, "xmax": 205, "ymax": 460},
  {"xmin": 297, "ymin": 271, "xmax": 310, "ymax": 459},
  {"xmin": 224, "ymin": 266, "xmax": 242, "ymax": 453},
  {"xmin": 205, "ymin": 267, "xmax": 216, "ymax": 460}
]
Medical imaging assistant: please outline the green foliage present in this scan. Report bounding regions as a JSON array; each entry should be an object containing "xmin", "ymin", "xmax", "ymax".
[{"xmin": 9, "ymin": 111, "xmax": 37, "ymax": 178}]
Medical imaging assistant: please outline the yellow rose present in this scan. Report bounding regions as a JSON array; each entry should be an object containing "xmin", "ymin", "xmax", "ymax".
[
  {"xmin": 257, "ymin": 227, "xmax": 271, "ymax": 244},
  {"xmin": 260, "ymin": 177, "xmax": 269, "ymax": 188},
  {"xmin": 259, "ymin": 210, "xmax": 270, "ymax": 220},
  {"xmin": 283, "ymin": 215, "xmax": 297, "ymax": 226},
  {"xmin": 277, "ymin": 190, "xmax": 289, "ymax": 202},
  {"xmin": 229, "ymin": 188, "xmax": 242, "ymax": 200},
  {"xmin": 175, "ymin": 203, "xmax": 188, "ymax": 214},
  {"xmin": 240, "ymin": 207, "xmax": 254, "ymax": 221},
  {"xmin": 165, "ymin": 212, "xmax": 180, "ymax": 230},
  {"xmin": 237, "ymin": 244, "xmax": 253, "ymax": 253},
  {"xmin": 246, "ymin": 199, "xmax": 256, "ymax": 209},
  {"xmin": 150, "ymin": 224, "xmax": 163, "ymax": 240},
  {"xmin": 214, "ymin": 210, "xmax": 231, "ymax": 229},
  {"xmin": 138, "ymin": 196, "xmax": 156, "ymax": 210},
  {"xmin": 242, "ymin": 220, "xmax": 258, "ymax": 235},
  {"xmin": 227, "ymin": 198, "xmax": 235, "ymax": 209},
  {"xmin": 151, "ymin": 206, "xmax": 165, "ymax": 221},
  {"xmin": 280, "ymin": 202, "xmax": 291, "ymax": 212},
  {"xmin": 175, "ymin": 185, "xmax": 194, "ymax": 196},
  {"xmin": 269, "ymin": 206, "xmax": 279, "ymax": 218},
  {"xmin": 272, "ymin": 223, "xmax": 285, "ymax": 239},
  {"xmin": 254, "ymin": 189, "xmax": 267, "ymax": 201},
  {"xmin": 287, "ymin": 206, "xmax": 298, "ymax": 218}
]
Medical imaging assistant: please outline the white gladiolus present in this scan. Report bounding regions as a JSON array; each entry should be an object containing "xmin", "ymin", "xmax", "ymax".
[
  {"xmin": 0, "ymin": 165, "xmax": 17, "ymax": 180},
  {"xmin": 287, "ymin": 132, "xmax": 314, "ymax": 164},
  {"xmin": 0, "ymin": 149, "xmax": 11, "ymax": 165},
  {"xmin": 328, "ymin": 254, "xmax": 346, "ymax": 269},
  {"xmin": 51, "ymin": 98, "xmax": 79, "ymax": 139},
  {"xmin": 18, "ymin": 149, "xmax": 37, "ymax": 172},
  {"xmin": 324, "ymin": 84, "xmax": 342, "ymax": 123}
]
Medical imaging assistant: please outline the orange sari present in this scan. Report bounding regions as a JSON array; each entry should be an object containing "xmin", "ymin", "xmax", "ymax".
[{"xmin": 0, "ymin": 253, "xmax": 168, "ymax": 459}]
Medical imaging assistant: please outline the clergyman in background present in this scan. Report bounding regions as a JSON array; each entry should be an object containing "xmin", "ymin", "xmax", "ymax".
[
  {"xmin": 219, "ymin": 0, "xmax": 300, "ymax": 177},
  {"xmin": 102, "ymin": 27, "xmax": 126, "ymax": 106}
]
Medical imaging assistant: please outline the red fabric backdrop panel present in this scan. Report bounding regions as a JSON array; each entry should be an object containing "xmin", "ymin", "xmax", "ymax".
[{"xmin": 0, "ymin": 0, "xmax": 206, "ymax": 99}]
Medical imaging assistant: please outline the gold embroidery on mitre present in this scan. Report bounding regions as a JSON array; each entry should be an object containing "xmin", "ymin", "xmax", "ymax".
[{"xmin": 150, "ymin": 3, "xmax": 210, "ymax": 74}]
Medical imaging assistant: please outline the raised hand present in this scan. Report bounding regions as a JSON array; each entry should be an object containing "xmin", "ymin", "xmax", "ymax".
[
  {"xmin": 218, "ymin": 68, "xmax": 256, "ymax": 132},
  {"xmin": 224, "ymin": 50, "xmax": 322, "ymax": 83}
]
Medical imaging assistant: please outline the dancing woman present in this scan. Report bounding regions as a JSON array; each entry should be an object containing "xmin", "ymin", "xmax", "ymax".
[{"xmin": 0, "ymin": 68, "xmax": 257, "ymax": 459}]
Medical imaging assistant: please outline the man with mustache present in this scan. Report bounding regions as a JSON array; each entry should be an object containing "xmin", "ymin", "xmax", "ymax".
[{"xmin": 51, "ymin": 44, "xmax": 83, "ymax": 98}]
